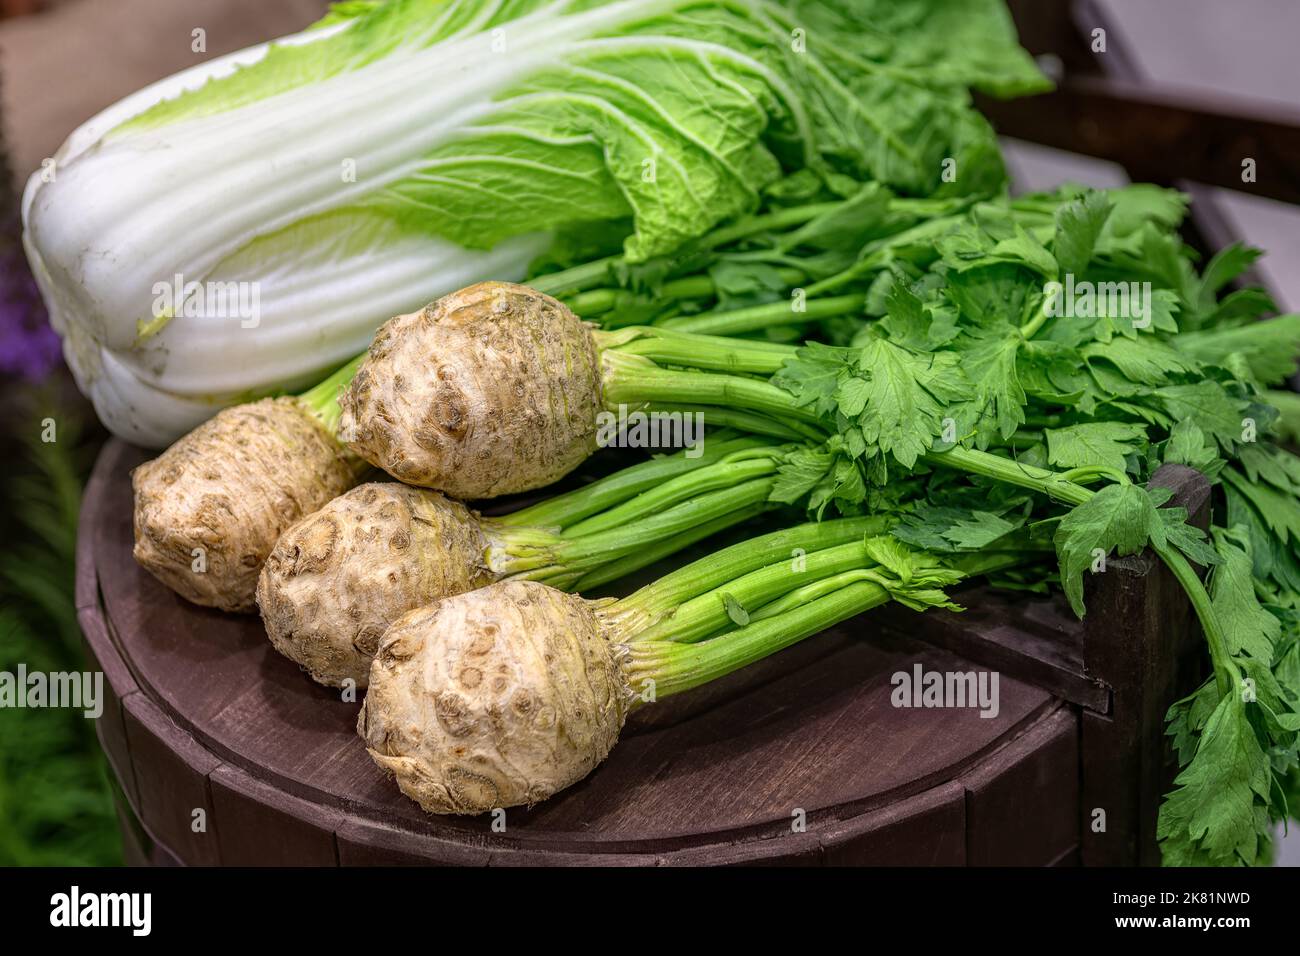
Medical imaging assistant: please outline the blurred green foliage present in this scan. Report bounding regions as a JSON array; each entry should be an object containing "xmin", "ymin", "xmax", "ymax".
[{"xmin": 0, "ymin": 387, "xmax": 121, "ymax": 865}]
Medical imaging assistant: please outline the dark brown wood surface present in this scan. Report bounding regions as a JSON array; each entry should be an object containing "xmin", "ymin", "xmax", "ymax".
[
  {"xmin": 1078, "ymin": 464, "xmax": 1212, "ymax": 866},
  {"xmin": 877, "ymin": 588, "xmax": 1105, "ymax": 712},
  {"xmin": 79, "ymin": 440, "xmax": 1081, "ymax": 865}
]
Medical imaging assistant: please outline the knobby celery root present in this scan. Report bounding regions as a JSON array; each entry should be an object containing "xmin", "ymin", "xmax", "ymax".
[
  {"xmin": 338, "ymin": 282, "xmax": 604, "ymax": 498},
  {"xmin": 132, "ymin": 389, "xmax": 361, "ymax": 612},
  {"xmin": 133, "ymin": 267, "xmax": 804, "ymax": 609},
  {"xmin": 362, "ymin": 582, "xmax": 626, "ymax": 814},
  {"xmin": 358, "ymin": 519, "xmax": 1033, "ymax": 815},
  {"xmin": 258, "ymin": 437, "xmax": 786, "ymax": 687},
  {"xmin": 338, "ymin": 281, "xmax": 823, "ymax": 499},
  {"xmin": 333, "ymin": 201, "xmax": 893, "ymax": 498},
  {"xmin": 258, "ymin": 484, "xmax": 497, "ymax": 687}
]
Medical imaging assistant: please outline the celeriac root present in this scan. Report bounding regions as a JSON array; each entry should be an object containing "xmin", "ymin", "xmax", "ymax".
[
  {"xmin": 358, "ymin": 581, "xmax": 627, "ymax": 814},
  {"xmin": 259, "ymin": 437, "xmax": 784, "ymax": 689},
  {"xmin": 257, "ymin": 483, "xmax": 498, "ymax": 688},
  {"xmin": 356, "ymin": 520, "xmax": 970, "ymax": 815},
  {"xmin": 132, "ymin": 398, "xmax": 355, "ymax": 612},
  {"xmin": 338, "ymin": 282, "xmax": 602, "ymax": 499}
]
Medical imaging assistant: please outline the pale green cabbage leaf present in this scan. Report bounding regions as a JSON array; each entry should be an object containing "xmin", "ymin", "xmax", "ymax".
[{"xmin": 23, "ymin": 0, "xmax": 1045, "ymax": 445}]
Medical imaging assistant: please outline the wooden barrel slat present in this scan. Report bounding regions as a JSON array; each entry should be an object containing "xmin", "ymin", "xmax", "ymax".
[{"xmin": 79, "ymin": 439, "xmax": 1080, "ymax": 864}]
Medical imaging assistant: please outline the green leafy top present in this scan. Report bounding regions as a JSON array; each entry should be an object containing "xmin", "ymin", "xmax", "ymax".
[
  {"xmin": 750, "ymin": 183, "xmax": 1300, "ymax": 865},
  {"xmin": 104, "ymin": 0, "xmax": 1049, "ymax": 262}
]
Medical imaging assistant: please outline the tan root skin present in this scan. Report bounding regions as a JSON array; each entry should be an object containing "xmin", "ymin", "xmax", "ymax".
[
  {"xmin": 132, "ymin": 398, "xmax": 355, "ymax": 612},
  {"xmin": 337, "ymin": 281, "xmax": 603, "ymax": 499},
  {"xmin": 257, "ymin": 482, "xmax": 498, "ymax": 688},
  {"xmin": 359, "ymin": 580, "xmax": 629, "ymax": 814}
]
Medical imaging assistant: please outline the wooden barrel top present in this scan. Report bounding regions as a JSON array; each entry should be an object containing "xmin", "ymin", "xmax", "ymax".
[{"xmin": 77, "ymin": 439, "xmax": 1081, "ymax": 865}]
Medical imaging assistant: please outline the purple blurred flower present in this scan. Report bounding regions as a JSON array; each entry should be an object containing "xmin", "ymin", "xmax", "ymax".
[{"xmin": 0, "ymin": 216, "xmax": 60, "ymax": 382}]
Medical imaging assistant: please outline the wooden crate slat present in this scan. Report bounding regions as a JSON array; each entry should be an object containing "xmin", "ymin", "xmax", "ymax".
[
  {"xmin": 959, "ymin": 706, "xmax": 1079, "ymax": 866},
  {"xmin": 820, "ymin": 782, "xmax": 967, "ymax": 867},
  {"xmin": 1079, "ymin": 464, "xmax": 1212, "ymax": 866},
  {"xmin": 209, "ymin": 766, "xmax": 344, "ymax": 867},
  {"xmin": 121, "ymin": 693, "xmax": 223, "ymax": 866}
]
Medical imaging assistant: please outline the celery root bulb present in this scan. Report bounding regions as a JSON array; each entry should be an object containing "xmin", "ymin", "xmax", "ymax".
[
  {"xmin": 257, "ymin": 483, "xmax": 497, "ymax": 688},
  {"xmin": 337, "ymin": 282, "xmax": 602, "ymax": 499},
  {"xmin": 132, "ymin": 398, "xmax": 355, "ymax": 612},
  {"xmin": 359, "ymin": 581, "xmax": 629, "ymax": 814}
]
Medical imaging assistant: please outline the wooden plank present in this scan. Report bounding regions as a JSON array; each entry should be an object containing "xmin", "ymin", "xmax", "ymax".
[
  {"xmin": 1048, "ymin": 846, "xmax": 1081, "ymax": 867},
  {"xmin": 336, "ymin": 819, "xmax": 492, "ymax": 867},
  {"xmin": 1079, "ymin": 464, "xmax": 1211, "ymax": 866},
  {"xmin": 651, "ymin": 830, "xmax": 824, "ymax": 867},
  {"xmin": 114, "ymin": 798, "xmax": 151, "ymax": 869},
  {"xmin": 209, "ymin": 767, "xmax": 342, "ymax": 867},
  {"xmin": 876, "ymin": 589, "xmax": 1108, "ymax": 711},
  {"xmin": 122, "ymin": 694, "xmax": 223, "ymax": 866},
  {"xmin": 346, "ymin": 767, "xmax": 968, "ymax": 866},
  {"xmin": 74, "ymin": 432, "xmax": 118, "ymax": 613},
  {"xmin": 78, "ymin": 608, "xmax": 141, "ymax": 815},
  {"xmin": 76, "ymin": 445, "xmax": 149, "ymax": 815},
  {"xmin": 822, "ymin": 782, "xmax": 967, "ymax": 866},
  {"xmin": 960, "ymin": 706, "xmax": 1079, "ymax": 866},
  {"xmin": 1079, "ymin": 708, "xmax": 1135, "ymax": 865},
  {"xmin": 511, "ymin": 634, "xmax": 1053, "ymax": 841}
]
